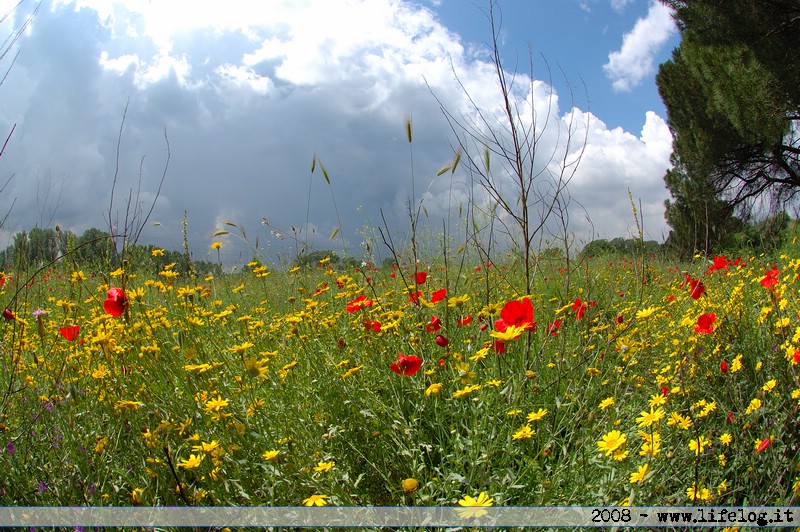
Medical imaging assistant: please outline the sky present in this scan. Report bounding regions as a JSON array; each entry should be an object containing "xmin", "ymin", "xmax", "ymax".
[{"xmin": 0, "ymin": 0, "xmax": 680, "ymax": 265}]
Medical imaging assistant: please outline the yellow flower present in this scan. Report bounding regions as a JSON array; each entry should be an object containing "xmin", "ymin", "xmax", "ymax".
[
  {"xmin": 635, "ymin": 306, "xmax": 657, "ymax": 319},
  {"xmin": 667, "ymin": 412, "xmax": 692, "ymax": 430},
  {"xmin": 635, "ymin": 407, "xmax": 665, "ymax": 428},
  {"xmin": 91, "ymin": 365, "xmax": 110, "ymax": 379},
  {"xmin": 452, "ymin": 384, "xmax": 481, "ymax": 398},
  {"xmin": 762, "ymin": 379, "xmax": 777, "ymax": 393},
  {"xmin": 262, "ymin": 450, "xmax": 280, "ymax": 461},
  {"xmin": 341, "ymin": 365, "xmax": 363, "ymax": 378},
  {"xmin": 211, "ymin": 242, "xmax": 223, "ymax": 249},
  {"xmin": 638, "ymin": 431, "xmax": 661, "ymax": 457},
  {"xmin": 457, "ymin": 492, "xmax": 494, "ymax": 519},
  {"xmin": 512, "ymin": 424, "xmax": 535, "ymax": 440},
  {"xmin": 425, "ymin": 383, "xmax": 443, "ymax": 397},
  {"xmin": 686, "ymin": 483, "xmax": 712, "ymax": 502},
  {"xmin": 688, "ymin": 435, "xmax": 711, "ymax": 456},
  {"xmin": 629, "ymin": 463, "xmax": 649, "ymax": 484},
  {"xmin": 745, "ymin": 397, "xmax": 762, "ymax": 415},
  {"xmin": 598, "ymin": 397, "xmax": 615, "ymax": 410},
  {"xmin": 720, "ymin": 433, "xmax": 732, "ymax": 445},
  {"xmin": 151, "ymin": 248, "xmax": 164, "ymax": 256},
  {"xmin": 131, "ymin": 487, "xmax": 144, "ymax": 504},
  {"xmin": 191, "ymin": 440, "xmax": 220, "ymax": 454},
  {"xmin": 730, "ymin": 354, "xmax": 743, "ymax": 373},
  {"xmin": 184, "ymin": 363, "xmax": 213, "ymax": 374},
  {"xmin": 402, "ymin": 478, "xmax": 420, "ymax": 494},
  {"xmin": 177, "ymin": 453, "xmax": 204, "ymax": 469},
  {"xmin": 526, "ymin": 408, "xmax": 548, "ymax": 422},
  {"xmin": 648, "ymin": 393, "xmax": 667, "ymax": 408},
  {"xmin": 115, "ymin": 400, "xmax": 143, "ymax": 412},
  {"xmin": 302, "ymin": 494, "xmax": 329, "ymax": 506},
  {"xmin": 313, "ymin": 460, "xmax": 335, "ymax": 473},
  {"xmin": 597, "ymin": 430, "xmax": 627, "ymax": 457},
  {"xmin": 490, "ymin": 324, "xmax": 526, "ymax": 342},
  {"xmin": 447, "ymin": 294, "xmax": 471, "ymax": 308},
  {"xmin": 204, "ymin": 395, "xmax": 229, "ymax": 413}
]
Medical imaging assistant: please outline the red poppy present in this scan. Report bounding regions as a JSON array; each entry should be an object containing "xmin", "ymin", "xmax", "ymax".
[
  {"xmin": 615, "ymin": 314, "xmax": 624, "ymax": 324},
  {"xmin": 59, "ymin": 324, "xmax": 80, "ymax": 341},
  {"xmin": 695, "ymin": 313, "xmax": 716, "ymax": 334},
  {"xmin": 497, "ymin": 297, "xmax": 535, "ymax": 332},
  {"xmin": 660, "ymin": 385, "xmax": 669, "ymax": 396},
  {"xmin": 430, "ymin": 289, "xmax": 447, "ymax": 304},
  {"xmin": 760, "ymin": 267, "xmax": 779, "ymax": 289},
  {"xmin": 706, "ymin": 255, "xmax": 730, "ymax": 274},
  {"xmin": 757, "ymin": 438, "xmax": 771, "ymax": 453},
  {"xmin": 548, "ymin": 320, "xmax": 562, "ymax": 336},
  {"xmin": 346, "ymin": 294, "xmax": 373, "ymax": 313},
  {"xmin": 363, "ymin": 319, "xmax": 381, "ymax": 332},
  {"xmin": 492, "ymin": 339, "xmax": 505, "ymax": 354},
  {"xmin": 2, "ymin": 308, "xmax": 14, "ymax": 321},
  {"xmin": 794, "ymin": 350, "xmax": 800, "ymax": 364},
  {"xmin": 408, "ymin": 290, "xmax": 422, "ymax": 305},
  {"xmin": 689, "ymin": 278, "xmax": 705, "ymax": 299},
  {"xmin": 572, "ymin": 298, "xmax": 587, "ymax": 319},
  {"xmin": 415, "ymin": 271, "xmax": 428, "ymax": 285},
  {"xmin": 425, "ymin": 315, "xmax": 442, "ymax": 333},
  {"xmin": 435, "ymin": 335, "xmax": 449, "ymax": 348},
  {"xmin": 720, "ymin": 360, "xmax": 728, "ymax": 373},
  {"xmin": 389, "ymin": 353, "xmax": 422, "ymax": 376},
  {"xmin": 457, "ymin": 315, "xmax": 473, "ymax": 326},
  {"xmin": 103, "ymin": 287, "xmax": 128, "ymax": 317}
]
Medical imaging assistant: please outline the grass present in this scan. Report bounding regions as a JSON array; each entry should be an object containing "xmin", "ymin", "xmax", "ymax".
[{"xmin": 0, "ymin": 243, "xmax": 799, "ymax": 510}]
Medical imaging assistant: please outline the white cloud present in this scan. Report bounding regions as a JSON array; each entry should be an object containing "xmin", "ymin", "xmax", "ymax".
[
  {"xmin": 610, "ymin": 0, "xmax": 634, "ymax": 13},
  {"xmin": 603, "ymin": 0, "xmax": 676, "ymax": 92}
]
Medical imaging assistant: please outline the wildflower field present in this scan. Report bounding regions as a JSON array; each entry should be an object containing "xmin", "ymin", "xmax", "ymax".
[{"xmin": 1, "ymin": 240, "xmax": 800, "ymax": 509}]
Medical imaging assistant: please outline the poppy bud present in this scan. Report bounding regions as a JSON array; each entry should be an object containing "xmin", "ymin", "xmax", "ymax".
[
  {"xmin": 726, "ymin": 411, "xmax": 735, "ymax": 424},
  {"xmin": 2, "ymin": 308, "xmax": 14, "ymax": 321},
  {"xmin": 435, "ymin": 335, "xmax": 448, "ymax": 348},
  {"xmin": 660, "ymin": 385, "xmax": 669, "ymax": 396},
  {"xmin": 720, "ymin": 360, "xmax": 728, "ymax": 374}
]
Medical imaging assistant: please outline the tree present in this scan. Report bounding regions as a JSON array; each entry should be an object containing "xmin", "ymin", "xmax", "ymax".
[
  {"xmin": 662, "ymin": 155, "xmax": 744, "ymax": 258},
  {"xmin": 657, "ymin": 0, "xmax": 800, "ymax": 212}
]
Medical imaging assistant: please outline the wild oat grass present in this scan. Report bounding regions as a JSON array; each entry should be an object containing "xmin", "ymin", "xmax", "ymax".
[{"xmin": 0, "ymin": 246, "xmax": 798, "ymax": 508}]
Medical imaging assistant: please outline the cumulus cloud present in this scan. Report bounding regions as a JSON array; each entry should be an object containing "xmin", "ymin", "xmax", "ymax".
[
  {"xmin": 604, "ymin": 0, "xmax": 676, "ymax": 92},
  {"xmin": 0, "ymin": 0, "xmax": 673, "ymax": 264}
]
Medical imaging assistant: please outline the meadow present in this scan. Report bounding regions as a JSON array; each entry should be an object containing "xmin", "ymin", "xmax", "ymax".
[{"xmin": 1, "ymin": 236, "xmax": 799, "ymax": 511}]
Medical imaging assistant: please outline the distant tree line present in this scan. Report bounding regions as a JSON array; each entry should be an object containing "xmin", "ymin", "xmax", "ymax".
[{"xmin": 0, "ymin": 226, "xmax": 221, "ymax": 277}]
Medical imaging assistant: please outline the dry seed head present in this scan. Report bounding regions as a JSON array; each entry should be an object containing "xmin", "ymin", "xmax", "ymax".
[{"xmin": 404, "ymin": 114, "xmax": 412, "ymax": 143}]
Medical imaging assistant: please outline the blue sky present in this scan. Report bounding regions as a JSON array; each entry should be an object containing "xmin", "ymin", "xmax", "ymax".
[
  {"xmin": 432, "ymin": 0, "xmax": 678, "ymax": 132},
  {"xmin": 0, "ymin": 0, "xmax": 679, "ymax": 264}
]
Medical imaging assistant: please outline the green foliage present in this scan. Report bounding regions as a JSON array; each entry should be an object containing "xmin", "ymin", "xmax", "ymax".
[{"xmin": 657, "ymin": 0, "xmax": 800, "ymax": 209}]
